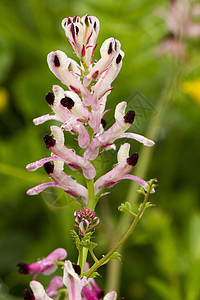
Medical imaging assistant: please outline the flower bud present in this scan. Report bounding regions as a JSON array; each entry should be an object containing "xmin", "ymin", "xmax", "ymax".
[{"xmin": 74, "ymin": 208, "xmax": 99, "ymax": 237}]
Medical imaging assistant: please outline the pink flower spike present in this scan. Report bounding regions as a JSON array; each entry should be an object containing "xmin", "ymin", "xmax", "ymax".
[
  {"xmin": 63, "ymin": 260, "xmax": 83, "ymax": 300},
  {"xmin": 46, "ymin": 276, "xmax": 63, "ymax": 300},
  {"xmin": 17, "ymin": 248, "xmax": 67, "ymax": 279},
  {"xmin": 30, "ymin": 281, "xmax": 53, "ymax": 300}
]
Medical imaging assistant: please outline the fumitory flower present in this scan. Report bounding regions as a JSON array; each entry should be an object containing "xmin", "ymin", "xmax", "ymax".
[
  {"xmin": 84, "ymin": 102, "xmax": 154, "ymax": 161},
  {"xmin": 94, "ymin": 143, "xmax": 155, "ymax": 195},
  {"xmin": 17, "ymin": 248, "xmax": 67, "ymax": 280}
]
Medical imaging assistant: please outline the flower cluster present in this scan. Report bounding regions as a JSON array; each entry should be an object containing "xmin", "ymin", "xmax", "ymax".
[
  {"xmin": 156, "ymin": 0, "xmax": 200, "ymax": 58},
  {"xmin": 74, "ymin": 208, "xmax": 99, "ymax": 237},
  {"xmin": 26, "ymin": 14, "xmax": 154, "ymax": 203},
  {"xmin": 21, "ymin": 14, "xmax": 156, "ymax": 299},
  {"xmin": 19, "ymin": 249, "xmax": 118, "ymax": 300}
]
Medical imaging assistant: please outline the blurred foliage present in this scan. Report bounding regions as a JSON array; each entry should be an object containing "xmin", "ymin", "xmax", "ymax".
[{"xmin": 0, "ymin": 0, "xmax": 200, "ymax": 299}]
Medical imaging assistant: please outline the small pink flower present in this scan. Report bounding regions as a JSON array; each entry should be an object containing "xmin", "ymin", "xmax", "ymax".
[
  {"xmin": 62, "ymin": 15, "xmax": 100, "ymax": 66},
  {"xmin": 17, "ymin": 248, "xmax": 67, "ymax": 280},
  {"xmin": 63, "ymin": 260, "xmax": 86, "ymax": 300},
  {"xmin": 27, "ymin": 160, "xmax": 88, "ymax": 204},
  {"xmin": 27, "ymin": 125, "xmax": 96, "ymax": 180},
  {"xmin": 94, "ymin": 143, "xmax": 155, "ymax": 195},
  {"xmin": 83, "ymin": 38, "xmax": 122, "ymax": 87},
  {"xmin": 84, "ymin": 102, "xmax": 154, "ymax": 161},
  {"xmin": 47, "ymin": 50, "xmax": 92, "ymax": 106}
]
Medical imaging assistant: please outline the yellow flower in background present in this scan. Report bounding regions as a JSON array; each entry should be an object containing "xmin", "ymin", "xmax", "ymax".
[
  {"xmin": 183, "ymin": 79, "xmax": 200, "ymax": 104},
  {"xmin": 0, "ymin": 87, "xmax": 9, "ymax": 112}
]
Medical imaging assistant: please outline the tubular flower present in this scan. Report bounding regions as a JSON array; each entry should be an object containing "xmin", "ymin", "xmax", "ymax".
[
  {"xmin": 33, "ymin": 85, "xmax": 90, "ymax": 148},
  {"xmin": 84, "ymin": 102, "xmax": 154, "ymax": 161},
  {"xmin": 17, "ymin": 248, "xmax": 67, "ymax": 280},
  {"xmin": 94, "ymin": 143, "xmax": 155, "ymax": 195},
  {"xmin": 27, "ymin": 160, "xmax": 88, "ymax": 204},
  {"xmin": 29, "ymin": 281, "xmax": 53, "ymax": 300},
  {"xmin": 62, "ymin": 15, "xmax": 100, "ymax": 66},
  {"xmin": 63, "ymin": 260, "xmax": 86, "ymax": 300}
]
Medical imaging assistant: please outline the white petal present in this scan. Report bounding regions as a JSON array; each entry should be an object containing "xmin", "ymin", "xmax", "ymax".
[
  {"xmin": 30, "ymin": 281, "xmax": 53, "ymax": 300},
  {"xmin": 117, "ymin": 143, "xmax": 130, "ymax": 164}
]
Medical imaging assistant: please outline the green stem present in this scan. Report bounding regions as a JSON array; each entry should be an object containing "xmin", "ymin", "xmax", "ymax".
[
  {"xmin": 86, "ymin": 179, "xmax": 96, "ymax": 211},
  {"xmin": 85, "ymin": 188, "xmax": 151, "ymax": 279},
  {"xmin": 78, "ymin": 178, "xmax": 97, "ymax": 273},
  {"xmin": 105, "ymin": 61, "xmax": 185, "ymax": 292}
]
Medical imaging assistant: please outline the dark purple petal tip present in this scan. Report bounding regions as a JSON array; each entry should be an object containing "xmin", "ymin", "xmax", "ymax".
[
  {"xmin": 54, "ymin": 55, "xmax": 60, "ymax": 67},
  {"xmin": 24, "ymin": 289, "xmax": 35, "ymax": 300},
  {"xmin": 127, "ymin": 153, "xmax": 138, "ymax": 166},
  {"xmin": 60, "ymin": 96, "xmax": 75, "ymax": 109},
  {"xmin": 45, "ymin": 92, "xmax": 55, "ymax": 105},
  {"xmin": 116, "ymin": 54, "xmax": 122, "ymax": 64},
  {"xmin": 44, "ymin": 162, "xmax": 54, "ymax": 174},
  {"xmin": 17, "ymin": 263, "xmax": 29, "ymax": 274},
  {"xmin": 101, "ymin": 118, "xmax": 107, "ymax": 128},
  {"xmin": 43, "ymin": 134, "xmax": 56, "ymax": 148},
  {"xmin": 72, "ymin": 264, "xmax": 81, "ymax": 275},
  {"xmin": 124, "ymin": 110, "xmax": 135, "ymax": 124},
  {"xmin": 108, "ymin": 42, "xmax": 113, "ymax": 55}
]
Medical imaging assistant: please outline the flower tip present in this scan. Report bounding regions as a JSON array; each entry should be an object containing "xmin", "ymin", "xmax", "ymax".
[
  {"xmin": 145, "ymin": 140, "xmax": 155, "ymax": 147},
  {"xmin": 26, "ymin": 163, "xmax": 36, "ymax": 171},
  {"xmin": 26, "ymin": 189, "xmax": 35, "ymax": 196},
  {"xmin": 17, "ymin": 263, "xmax": 30, "ymax": 274},
  {"xmin": 23, "ymin": 289, "xmax": 35, "ymax": 300}
]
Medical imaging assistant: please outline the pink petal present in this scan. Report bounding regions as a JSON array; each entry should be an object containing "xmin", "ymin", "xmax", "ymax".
[
  {"xmin": 103, "ymin": 291, "xmax": 117, "ymax": 300},
  {"xmin": 27, "ymin": 182, "xmax": 63, "ymax": 195},
  {"xmin": 33, "ymin": 114, "xmax": 60, "ymax": 125},
  {"xmin": 46, "ymin": 276, "xmax": 63, "ymax": 299},
  {"xmin": 26, "ymin": 157, "xmax": 63, "ymax": 171},
  {"xmin": 63, "ymin": 260, "xmax": 82, "ymax": 300},
  {"xmin": 120, "ymin": 132, "xmax": 155, "ymax": 146},
  {"xmin": 122, "ymin": 174, "xmax": 155, "ymax": 193},
  {"xmin": 30, "ymin": 281, "xmax": 53, "ymax": 300}
]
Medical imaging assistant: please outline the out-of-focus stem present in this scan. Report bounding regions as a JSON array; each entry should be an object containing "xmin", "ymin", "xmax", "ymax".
[{"xmin": 105, "ymin": 61, "xmax": 184, "ymax": 292}]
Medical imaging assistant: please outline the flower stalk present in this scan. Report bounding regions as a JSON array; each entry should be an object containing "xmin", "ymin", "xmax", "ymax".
[{"xmin": 84, "ymin": 180, "xmax": 155, "ymax": 279}]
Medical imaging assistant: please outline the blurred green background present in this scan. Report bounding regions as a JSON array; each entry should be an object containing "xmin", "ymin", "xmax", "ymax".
[{"xmin": 1, "ymin": 0, "xmax": 200, "ymax": 299}]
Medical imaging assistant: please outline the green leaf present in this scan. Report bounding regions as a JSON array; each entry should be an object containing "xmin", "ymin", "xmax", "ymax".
[
  {"xmin": 102, "ymin": 252, "xmax": 121, "ymax": 265},
  {"xmin": 118, "ymin": 201, "xmax": 132, "ymax": 213}
]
